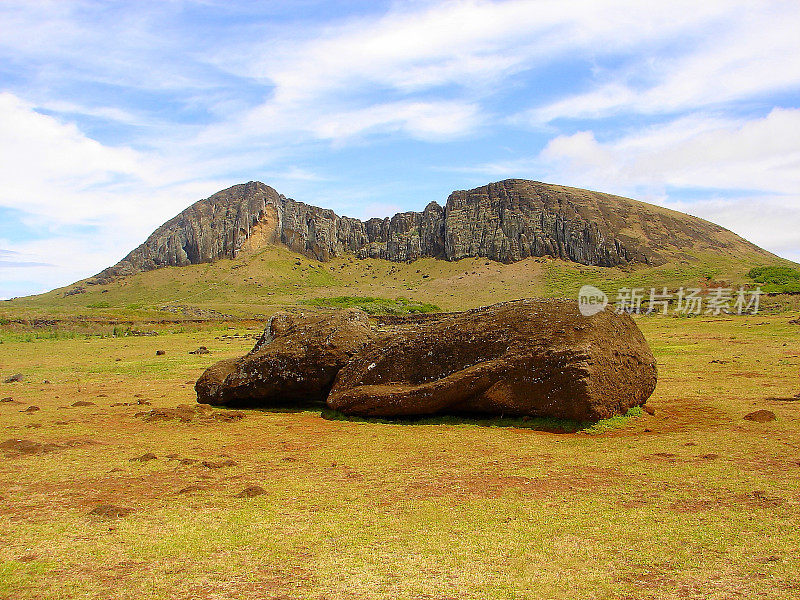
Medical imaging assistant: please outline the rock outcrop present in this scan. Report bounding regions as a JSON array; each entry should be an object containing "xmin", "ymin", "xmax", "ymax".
[
  {"xmin": 196, "ymin": 309, "xmax": 376, "ymax": 407},
  {"xmin": 328, "ymin": 299, "xmax": 657, "ymax": 422},
  {"xmin": 90, "ymin": 179, "xmax": 768, "ymax": 284}
]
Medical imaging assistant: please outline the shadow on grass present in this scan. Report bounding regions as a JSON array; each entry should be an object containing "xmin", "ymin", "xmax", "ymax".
[
  {"xmin": 319, "ymin": 406, "xmax": 644, "ymax": 434},
  {"xmin": 210, "ymin": 399, "xmax": 328, "ymax": 414},
  {"xmin": 207, "ymin": 399, "xmax": 644, "ymax": 433}
]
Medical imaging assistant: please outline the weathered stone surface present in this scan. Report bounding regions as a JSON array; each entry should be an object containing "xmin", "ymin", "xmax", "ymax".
[
  {"xmin": 194, "ymin": 359, "xmax": 238, "ymax": 406},
  {"xmin": 90, "ymin": 179, "xmax": 768, "ymax": 284},
  {"xmin": 327, "ymin": 299, "xmax": 657, "ymax": 422},
  {"xmin": 196, "ymin": 309, "xmax": 376, "ymax": 407}
]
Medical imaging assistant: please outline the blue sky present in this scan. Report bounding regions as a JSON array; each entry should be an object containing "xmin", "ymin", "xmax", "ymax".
[{"xmin": 1, "ymin": 0, "xmax": 799, "ymax": 298}]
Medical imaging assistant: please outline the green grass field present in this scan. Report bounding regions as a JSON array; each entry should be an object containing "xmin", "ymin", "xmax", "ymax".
[{"xmin": 1, "ymin": 311, "xmax": 799, "ymax": 599}]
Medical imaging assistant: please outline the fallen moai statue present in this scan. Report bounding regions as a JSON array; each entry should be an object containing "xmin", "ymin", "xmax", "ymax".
[{"xmin": 197, "ymin": 299, "xmax": 657, "ymax": 422}]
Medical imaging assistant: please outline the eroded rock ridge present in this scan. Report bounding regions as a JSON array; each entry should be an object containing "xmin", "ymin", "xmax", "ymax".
[{"xmin": 92, "ymin": 179, "xmax": 761, "ymax": 283}]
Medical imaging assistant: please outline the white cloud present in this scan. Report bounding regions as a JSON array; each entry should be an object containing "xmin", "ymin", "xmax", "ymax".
[
  {"xmin": 0, "ymin": 236, "xmax": 118, "ymax": 298},
  {"xmin": 200, "ymin": 0, "xmax": 770, "ymax": 147},
  {"xmin": 538, "ymin": 108, "xmax": 800, "ymax": 195},
  {"xmin": 239, "ymin": 0, "xmax": 744, "ymax": 96},
  {"xmin": 6, "ymin": 0, "xmax": 797, "ymax": 150},
  {"xmin": 0, "ymin": 92, "xmax": 143, "ymax": 223},
  {"xmin": 526, "ymin": 2, "xmax": 800, "ymax": 123},
  {"xmin": 312, "ymin": 101, "xmax": 481, "ymax": 142},
  {"xmin": 0, "ymin": 91, "xmax": 241, "ymax": 226}
]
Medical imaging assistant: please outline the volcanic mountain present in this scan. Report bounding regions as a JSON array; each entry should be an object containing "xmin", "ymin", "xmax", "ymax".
[{"xmin": 91, "ymin": 179, "xmax": 774, "ymax": 284}]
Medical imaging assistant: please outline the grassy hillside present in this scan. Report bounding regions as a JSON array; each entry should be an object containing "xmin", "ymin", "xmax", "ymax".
[{"xmin": 2, "ymin": 242, "xmax": 796, "ymax": 324}]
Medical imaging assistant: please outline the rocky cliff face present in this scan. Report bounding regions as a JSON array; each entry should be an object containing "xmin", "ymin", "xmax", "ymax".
[{"xmin": 90, "ymin": 179, "xmax": 767, "ymax": 283}]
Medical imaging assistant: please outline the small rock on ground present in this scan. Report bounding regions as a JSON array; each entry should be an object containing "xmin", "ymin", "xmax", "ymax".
[
  {"xmin": 744, "ymin": 410, "xmax": 776, "ymax": 422},
  {"xmin": 202, "ymin": 459, "xmax": 237, "ymax": 469},
  {"xmin": 177, "ymin": 484, "xmax": 210, "ymax": 494},
  {"xmin": 88, "ymin": 504, "xmax": 132, "ymax": 518},
  {"xmin": 129, "ymin": 452, "xmax": 158, "ymax": 462},
  {"xmin": 234, "ymin": 486, "xmax": 266, "ymax": 498},
  {"xmin": 0, "ymin": 439, "xmax": 61, "ymax": 455}
]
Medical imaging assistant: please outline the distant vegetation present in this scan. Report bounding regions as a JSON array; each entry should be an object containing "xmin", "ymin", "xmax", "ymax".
[
  {"xmin": 747, "ymin": 266, "xmax": 800, "ymax": 293},
  {"xmin": 86, "ymin": 301, "xmax": 112, "ymax": 308},
  {"xmin": 302, "ymin": 296, "xmax": 441, "ymax": 315}
]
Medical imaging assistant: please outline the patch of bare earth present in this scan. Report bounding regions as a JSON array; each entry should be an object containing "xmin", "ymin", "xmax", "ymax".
[{"xmin": 670, "ymin": 488, "xmax": 788, "ymax": 513}]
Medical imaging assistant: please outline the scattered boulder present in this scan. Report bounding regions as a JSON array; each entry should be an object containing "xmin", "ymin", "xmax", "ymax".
[
  {"xmin": 642, "ymin": 404, "xmax": 656, "ymax": 416},
  {"xmin": 135, "ymin": 404, "xmax": 211, "ymax": 422},
  {"xmin": 196, "ymin": 309, "xmax": 376, "ymax": 407},
  {"xmin": 234, "ymin": 485, "xmax": 267, "ymax": 498},
  {"xmin": 3, "ymin": 373, "xmax": 23, "ymax": 383},
  {"xmin": 189, "ymin": 346, "xmax": 210, "ymax": 355},
  {"xmin": 71, "ymin": 401, "xmax": 95, "ymax": 407},
  {"xmin": 328, "ymin": 299, "xmax": 657, "ymax": 422},
  {"xmin": 202, "ymin": 459, "xmax": 237, "ymax": 469},
  {"xmin": 129, "ymin": 452, "xmax": 158, "ymax": 462},
  {"xmin": 88, "ymin": 504, "xmax": 132, "ymax": 518},
  {"xmin": 744, "ymin": 410, "xmax": 776, "ymax": 423},
  {"xmin": 207, "ymin": 410, "xmax": 245, "ymax": 422},
  {"xmin": 177, "ymin": 484, "xmax": 210, "ymax": 494},
  {"xmin": 22, "ymin": 406, "xmax": 40, "ymax": 413},
  {"xmin": 1, "ymin": 438, "xmax": 61, "ymax": 455},
  {"xmin": 134, "ymin": 404, "xmax": 243, "ymax": 423},
  {"xmin": 156, "ymin": 350, "xmax": 166, "ymax": 356},
  {"xmin": 1, "ymin": 397, "xmax": 14, "ymax": 403}
]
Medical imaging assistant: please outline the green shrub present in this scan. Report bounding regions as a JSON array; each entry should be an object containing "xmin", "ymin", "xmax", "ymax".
[
  {"xmin": 747, "ymin": 266, "xmax": 800, "ymax": 293},
  {"xmin": 86, "ymin": 301, "xmax": 111, "ymax": 308}
]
